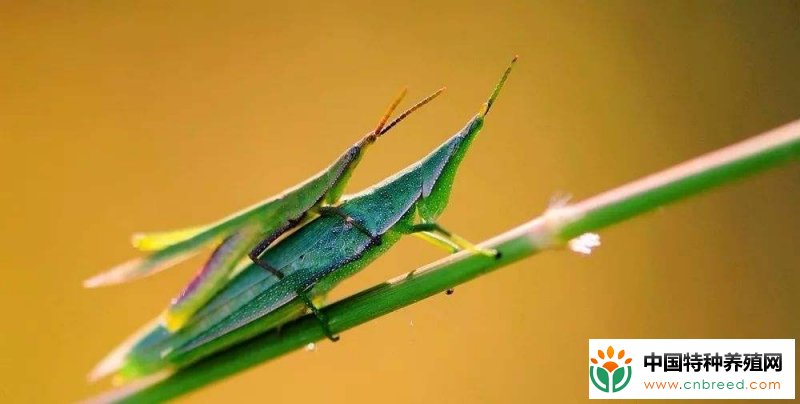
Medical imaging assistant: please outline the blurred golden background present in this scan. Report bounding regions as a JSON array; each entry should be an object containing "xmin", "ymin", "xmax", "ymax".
[{"xmin": 1, "ymin": 1, "xmax": 799, "ymax": 402}]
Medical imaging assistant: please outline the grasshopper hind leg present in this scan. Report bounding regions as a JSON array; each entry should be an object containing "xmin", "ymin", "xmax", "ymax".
[
  {"xmin": 248, "ymin": 215, "xmax": 309, "ymax": 279},
  {"xmin": 249, "ymin": 239, "xmax": 286, "ymax": 280},
  {"xmin": 249, "ymin": 226, "xmax": 339, "ymax": 341},
  {"xmin": 297, "ymin": 291, "xmax": 339, "ymax": 342}
]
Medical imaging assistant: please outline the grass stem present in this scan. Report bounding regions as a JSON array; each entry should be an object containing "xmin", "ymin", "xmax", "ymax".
[{"xmin": 92, "ymin": 118, "xmax": 800, "ymax": 403}]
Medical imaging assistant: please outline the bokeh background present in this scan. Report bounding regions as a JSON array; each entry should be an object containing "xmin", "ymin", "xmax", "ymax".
[{"xmin": 2, "ymin": 1, "xmax": 799, "ymax": 402}]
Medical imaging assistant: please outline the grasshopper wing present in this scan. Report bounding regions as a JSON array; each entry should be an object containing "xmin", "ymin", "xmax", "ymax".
[
  {"xmin": 131, "ymin": 226, "xmax": 208, "ymax": 252},
  {"xmin": 172, "ymin": 215, "xmax": 373, "ymax": 356}
]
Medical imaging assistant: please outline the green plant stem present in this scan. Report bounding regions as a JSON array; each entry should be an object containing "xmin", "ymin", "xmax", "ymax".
[{"xmin": 94, "ymin": 119, "xmax": 800, "ymax": 403}]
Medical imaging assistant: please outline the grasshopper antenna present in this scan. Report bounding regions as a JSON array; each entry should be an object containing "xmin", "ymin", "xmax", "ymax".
[
  {"xmin": 358, "ymin": 87, "xmax": 446, "ymax": 146},
  {"xmin": 480, "ymin": 55, "xmax": 518, "ymax": 117},
  {"xmin": 379, "ymin": 86, "xmax": 446, "ymax": 135},
  {"xmin": 358, "ymin": 88, "xmax": 406, "ymax": 146},
  {"xmin": 374, "ymin": 88, "xmax": 408, "ymax": 136}
]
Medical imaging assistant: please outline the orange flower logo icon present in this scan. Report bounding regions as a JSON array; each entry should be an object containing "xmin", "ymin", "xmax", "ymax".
[{"xmin": 590, "ymin": 346, "xmax": 633, "ymax": 393}]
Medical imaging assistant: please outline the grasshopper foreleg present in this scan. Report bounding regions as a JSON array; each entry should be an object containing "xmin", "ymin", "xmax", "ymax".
[
  {"xmin": 409, "ymin": 222, "xmax": 500, "ymax": 296},
  {"xmin": 409, "ymin": 223, "xmax": 499, "ymax": 258},
  {"xmin": 411, "ymin": 230, "xmax": 461, "ymax": 253}
]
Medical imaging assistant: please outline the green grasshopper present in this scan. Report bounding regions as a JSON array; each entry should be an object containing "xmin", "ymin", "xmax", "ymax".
[
  {"xmin": 83, "ymin": 87, "xmax": 445, "ymax": 331},
  {"xmin": 92, "ymin": 57, "xmax": 517, "ymax": 383}
]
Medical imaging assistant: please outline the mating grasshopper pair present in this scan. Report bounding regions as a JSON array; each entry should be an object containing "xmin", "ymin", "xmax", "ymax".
[
  {"xmin": 89, "ymin": 57, "xmax": 518, "ymax": 382},
  {"xmin": 85, "ymin": 85, "xmax": 445, "ymax": 331}
]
